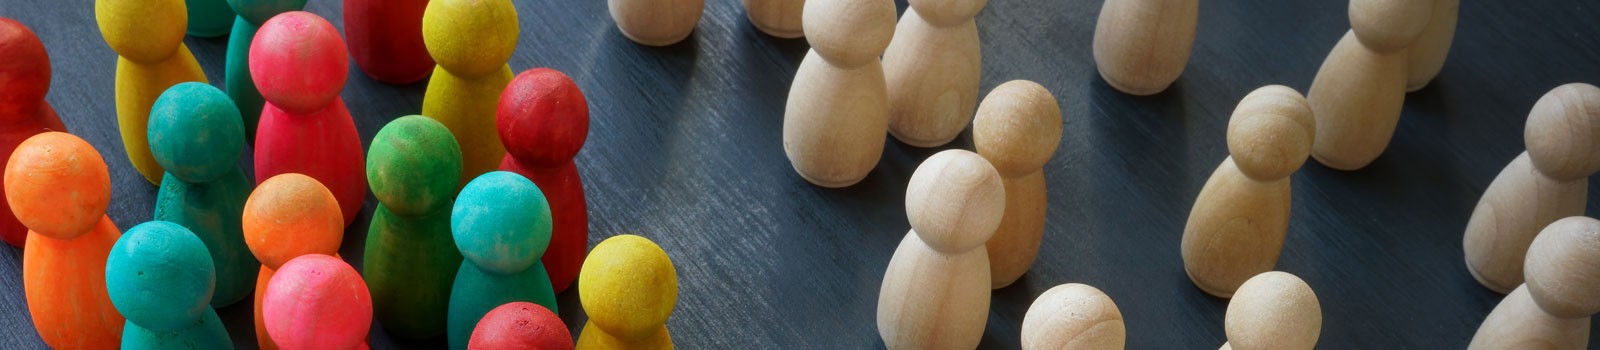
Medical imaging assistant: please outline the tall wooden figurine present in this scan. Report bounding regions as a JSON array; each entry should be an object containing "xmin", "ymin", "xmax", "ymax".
[
  {"xmin": 743, "ymin": 0, "xmax": 804, "ymax": 38},
  {"xmin": 1307, "ymin": 0, "xmax": 1433, "ymax": 170},
  {"xmin": 782, "ymin": 0, "xmax": 896, "ymax": 187},
  {"xmin": 448, "ymin": 171, "xmax": 558, "ymax": 350},
  {"xmin": 222, "ymin": 0, "xmax": 307, "ymax": 143},
  {"xmin": 1091, "ymin": 0, "xmax": 1198, "ymax": 95},
  {"xmin": 883, "ymin": 0, "xmax": 984, "ymax": 147},
  {"xmin": 422, "ymin": 0, "xmax": 518, "ymax": 186},
  {"xmin": 576, "ymin": 235, "xmax": 679, "ymax": 349},
  {"xmin": 973, "ymin": 80, "xmax": 1061, "ymax": 289},
  {"xmin": 96, "ymin": 0, "xmax": 208, "ymax": 185},
  {"xmin": 264, "ymin": 254, "xmax": 373, "ymax": 350},
  {"xmin": 1406, "ymin": 0, "xmax": 1457, "ymax": 92},
  {"xmin": 106, "ymin": 221, "xmax": 232, "ymax": 349},
  {"xmin": 243, "ymin": 174, "xmax": 346, "ymax": 350},
  {"xmin": 186, "ymin": 0, "xmax": 235, "ymax": 37},
  {"xmin": 1469, "ymin": 217, "xmax": 1600, "ymax": 349},
  {"xmin": 0, "ymin": 18, "xmax": 67, "ymax": 248},
  {"xmin": 366, "ymin": 115, "xmax": 465, "ymax": 339},
  {"xmin": 497, "ymin": 68, "xmax": 590, "ymax": 294},
  {"xmin": 345, "ymin": 0, "xmax": 434, "ymax": 84}
]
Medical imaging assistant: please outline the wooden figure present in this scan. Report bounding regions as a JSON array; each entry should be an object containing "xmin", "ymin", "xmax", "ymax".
[
  {"xmin": 743, "ymin": 0, "xmax": 803, "ymax": 39},
  {"xmin": 576, "ymin": 234, "xmax": 678, "ymax": 349},
  {"xmin": 609, "ymin": 0, "xmax": 704, "ymax": 46},
  {"xmin": 1406, "ymin": 0, "xmax": 1457, "ymax": 92},
  {"xmin": 345, "ymin": 0, "xmax": 434, "ymax": 84},
  {"xmin": 469, "ymin": 302, "xmax": 573, "ymax": 350},
  {"xmin": 243, "ymin": 174, "xmax": 346, "ymax": 350},
  {"xmin": 106, "ymin": 221, "xmax": 232, "ymax": 349},
  {"xmin": 5, "ymin": 132, "xmax": 124, "ymax": 348},
  {"xmin": 449, "ymin": 171, "xmax": 558, "ymax": 350},
  {"xmin": 1463, "ymin": 83, "xmax": 1600, "ymax": 294},
  {"xmin": 251, "ymin": 11, "xmax": 366, "ymax": 227},
  {"xmin": 782, "ymin": 0, "xmax": 896, "ymax": 188},
  {"xmin": 497, "ymin": 68, "xmax": 590, "ymax": 294},
  {"xmin": 878, "ymin": 149, "xmax": 1004, "ymax": 349},
  {"xmin": 1307, "ymin": 0, "xmax": 1432, "ymax": 170},
  {"xmin": 1182, "ymin": 85, "xmax": 1314, "ymax": 298},
  {"xmin": 264, "ymin": 254, "xmax": 372, "ymax": 350},
  {"xmin": 96, "ymin": 0, "xmax": 208, "ymax": 185},
  {"xmin": 365, "ymin": 115, "xmax": 465, "ymax": 339},
  {"xmin": 883, "ymin": 0, "xmax": 984, "ymax": 147},
  {"xmin": 222, "ymin": 0, "xmax": 307, "ymax": 144},
  {"xmin": 0, "ymin": 17, "xmax": 67, "ymax": 248},
  {"xmin": 1468, "ymin": 216, "xmax": 1600, "ymax": 349},
  {"xmin": 1091, "ymin": 0, "xmax": 1198, "ymax": 95},
  {"xmin": 1020, "ymin": 283, "xmax": 1125, "ymax": 350},
  {"xmin": 422, "ymin": 0, "xmax": 518, "ymax": 186},
  {"xmin": 1223, "ymin": 271, "xmax": 1322, "ymax": 350},
  {"xmin": 973, "ymin": 80, "xmax": 1061, "ymax": 289},
  {"xmin": 186, "ymin": 0, "xmax": 235, "ymax": 37}
]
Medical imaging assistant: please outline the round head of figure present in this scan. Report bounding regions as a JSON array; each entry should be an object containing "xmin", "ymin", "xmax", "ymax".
[
  {"xmin": 1525, "ymin": 83, "xmax": 1600, "ymax": 181},
  {"xmin": 904, "ymin": 150, "xmax": 1005, "ymax": 254},
  {"xmin": 423, "ymin": 0, "xmax": 518, "ymax": 77},
  {"xmin": 4, "ymin": 132, "xmax": 111, "ymax": 240},
  {"xmin": 242, "ymin": 174, "xmax": 344, "ymax": 269},
  {"xmin": 803, "ymin": 0, "xmax": 896, "ymax": 67},
  {"xmin": 973, "ymin": 80, "xmax": 1062, "ymax": 178},
  {"xmin": 263, "ymin": 254, "xmax": 371, "ymax": 350},
  {"xmin": 1347, "ymin": 0, "xmax": 1431, "ymax": 53},
  {"xmin": 226, "ymin": 0, "xmax": 307, "ymax": 25},
  {"xmin": 469, "ymin": 302, "xmax": 573, "ymax": 349},
  {"xmin": 249, "ymin": 11, "xmax": 348, "ymax": 114},
  {"xmin": 1523, "ymin": 216, "xmax": 1600, "ymax": 319},
  {"xmin": 0, "ymin": 18, "xmax": 51, "ymax": 117},
  {"xmin": 148, "ymin": 82, "xmax": 244, "ymax": 183},
  {"xmin": 578, "ymin": 234, "xmax": 677, "ymax": 340},
  {"xmin": 452, "ymin": 171, "xmax": 552, "ymax": 274},
  {"xmin": 1224, "ymin": 271, "xmax": 1322, "ymax": 350},
  {"xmin": 367, "ymin": 116, "xmax": 462, "ymax": 216},
  {"xmin": 908, "ymin": 0, "xmax": 987, "ymax": 27},
  {"xmin": 96, "ymin": 0, "xmax": 188, "ymax": 62},
  {"xmin": 1227, "ymin": 85, "xmax": 1315, "ymax": 182},
  {"xmin": 497, "ymin": 68, "xmax": 590, "ymax": 168},
  {"xmin": 105, "ymin": 221, "xmax": 215, "ymax": 332}
]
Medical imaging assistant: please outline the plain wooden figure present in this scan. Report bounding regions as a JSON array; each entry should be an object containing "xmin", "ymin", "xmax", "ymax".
[
  {"xmin": 264, "ymin": 254, "xmax": 373, "ymax": 350},
  {"xmin": 449, "ymin": 171, "xmax": 559, "ymax": 350},
  {"xmin": 346, "ymin": 0, "xmax": 434, "ymax": 84},
  {"xmin": 422, "ymin": 0, "xmax": 517, "ymax": 186},
  {"xmin": 1020, "ymin": 283, "xmax": 1125, "ymax": 350},
  {"xmin": 1223, "ymin": 271, "xmax": 1322, "ymax": 350},
  {"xmin": 251, "ymin": 11, "xmax": 367, "ymax": 227},
  {"xmin": 1182, "ymin": 86, "xmax": 1314, "ymax": 298},
  {"xmin": 973, "ymin": 80, "xmax": 1061, "ymax": 289},
  {"xmin": 1406, "ymin": 0, "xmax": 1457, "ymax": 92},
  {"xmin": 1306, "ymin": 0, "xmax": 1432, "ymax": 170},
  {"xmin": 5, "ymin": 132, "xmax": 124, "ymax": 348},
  {"xmin": 470, "ymin": 302, "xmax": 574, "ymax": 350},
  {"xmin": 497, "ymin": 68, "xmax": 590, "ymax": 294},
  {"xmin": 609, "ymin": 0, "xmax": 704, "ymax": 46},
  {"xmin": 878, "ymin": 149, "xmax": 1004, "ymax": 349},
  {"xmin": 365, "ymin": 116, "xmax": 465, "ymax": 339},
  {"xmin": 1091, "ymin": 0, "xmax": 1198, "ymax": 96},
  {"xmin": 576, "ymin": 234, "xmax": 678, "ymax": 349},
  {"xmin": 243, "ymin": 174, "xmax": 346, "ymax": 350},
  {"xmin": 882, "ymin": 0, "xmax": 984, "ymax": 147},
  {"xmin": 0, "ymin": 17, "xmax": 67, "ymax": 248},
  {"xmin": 106, "ymin": 221, "xmax": 232, "ymax": 349},
  {"xmin": 743, "ymin": 0, "xmax": 803, "ymax": 39},
  {"xmin": 782, "ymin": 0, "xmax": 896, "ymax": 188},
  {"xmin": 187, "ymin": 0, "xmax": 235, "ymax": 37},
  {"xmin": 222, "ymin": 0, "xmax": 307, "ymax": 143},
  {"xmin": 96, "ymin": 0, "xmax": 209, "ymax": 185},
  {"xmin": 1463, "ymin": 83, "xmax": 1600, "ymax": 294},
  {"xmin": 1469, "ymin": 217, "xmax": 1600, "ymax": 349}
]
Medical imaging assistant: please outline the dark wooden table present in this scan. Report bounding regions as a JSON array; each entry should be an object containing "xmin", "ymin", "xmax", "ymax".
[{"xmin": 3, "ymin": 0, "xmax": 1600, "ymax": 348}]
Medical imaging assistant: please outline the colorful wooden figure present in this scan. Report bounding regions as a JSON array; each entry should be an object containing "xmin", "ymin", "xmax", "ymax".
[
  {"xmin": 0, "ymin": 17, "xmax": 67, "ymax": 248},
  {"xmin": 243, "ymin": 174, "xmax": 346, "ymax": 350},
  {"xmin": 422, "ymin": 0, "xmax": 518, "ymax": 186},
  {"xmin": 345, "ymin": 0, "xmax": 434, "ymax": 84},
  {"xmin": 497, "ymin": 68, "xmax": 590, "ymax": 294},
  {"xmin": 782, "ymin": 0, "xmax": 896, "ymax": 187},
  {"xmin": 106, "ymin": 221, "xmax": 232, "ymax": 349},
  {"xmin": 186, "ymin": 0, "xmax": 236, "ymax": 37},
  {"xmin": 264, "ymin": 254, "xmax": 373, "ymax": 350},
  {"xmin": 576, "ymin": 234, "xmax": 678, "ymax": 349},
  {"xmin": 222, "ymin": 0, "xmax": 307, "ymax": 143},
  {"xmin": 5, "ymin": 132, "xmax": 124, "ymax": 348},
  {"xmin": 448, "ymin": 171, "xmax": 558, "ymax": 350},
  {"xmin": 366, "ymin": 116, "xmax": 465, "ymax": 339},
  {"xmin": 469, "ymin": 302, "xmax": 573, "ymax": 350},
  {"xmin": 973, "ymin": 80, "xmax": 1062, "ymax": 289},
  {"xmin": 96, "ymin": 0, "xmax": 208, "ymax": 185},
  {"xmin": 883, "ymin": 0, "xmax": 985, "ymax": 147}
]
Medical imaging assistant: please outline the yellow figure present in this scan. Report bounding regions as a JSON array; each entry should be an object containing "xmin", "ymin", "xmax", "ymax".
[
  {"xmin": 576, "ymin": 235, "xmax": 677, "ymax": 349},
  {"xmin": 421, "ymin": 0, "xmax": 518, "ymax": 186},
  {"xmin": 96, "ymin": 0, "xmax": 209, "ymax": 185}
]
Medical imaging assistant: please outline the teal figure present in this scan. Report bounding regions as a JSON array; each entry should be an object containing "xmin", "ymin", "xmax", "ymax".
[
  {"xmin": 223, "ymin": 0, "xmax": 307, "ymax": 143},
  {"xmin": 447, "ymin": 171, "xmax": 558, "ymax": 350},
  {"xmin": 186, "ymin": 0, "xmax": 237, "ymax": 37},
  {"xmin": 149, "ymin": 82, "xmax": 257, "ymax": 308},
  {"xmin": 106, "ymin": 221, "xmax": 233, "ymax": 349},
  {"xmin": 365, "ymin": 116, "xmax": 465, "ymax": 339}
]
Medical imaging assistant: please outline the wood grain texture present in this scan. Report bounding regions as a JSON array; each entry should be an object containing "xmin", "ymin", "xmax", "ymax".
[{"xmin": 0, "ymin": 0, "xmax": 1599, "ymax": 348}]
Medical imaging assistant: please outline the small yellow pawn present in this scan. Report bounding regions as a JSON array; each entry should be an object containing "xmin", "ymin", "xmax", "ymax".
[
  {"xmin": 577, "ymin": 235, "xmax": 678, "ymax": 349},
  {"xmin": 422, "ymin": 0, "xmax": 518, "ymax": 187},
  {"xmin": 96, "ymin": 0, "xmax": 208, "ymax": 185}
]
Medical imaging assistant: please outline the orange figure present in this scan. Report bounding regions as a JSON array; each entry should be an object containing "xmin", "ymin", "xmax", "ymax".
[{"xmin": 243, "ymin": 173, "xmax": 345, "ymax": 350}]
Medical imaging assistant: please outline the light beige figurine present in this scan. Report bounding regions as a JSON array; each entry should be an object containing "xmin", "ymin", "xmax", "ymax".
[
  {"xmin": 1307, "ymin": 0, "xmax": 1433, "ymax": 170},
  {"xmin": 1463, "ymin": 83, "xmax": 1600, "ymax": 294},
  {"xmin": 1223, "ymin": 271, "xmax": 1322, "ymax": 350},
  {"xmin": 882, "ymin": 0, "xmax": 985, "ymax": 147},
  {"xmin": 972, "ymin": 80, "xmax": 1062, "ymax": 289},
  {"xmin": 1468, "ymin": 216, "xmax": 1600, "ymax": 349},
  {"xmin": 782, "ymin": 0, "xmax": 896, "ymax": 188},
  {"xmin": 1020, "ymin": 283, "xmax": 1125, "ymax": 350},
  {"xmin": 609, "ymin": 0, "xmax": 704, "ymax": 46},
  {"xmin": 743, "ymin": 0, "xmax": 804, "ymax": 39},
  {"xmin": 1090, "ymin": 0, "xmax": 1198, "ymax": 96},
  {"xmin": 1406, "ymin": 0, "xmax": 1458, "ymax": 92},
  {"xmin": 1181, "ymin": 85, "xmax": 1314, "ymax": 298},
  {"xmin": 877, "ymin": 150, "xmax": 1004, "ymax": 350}
]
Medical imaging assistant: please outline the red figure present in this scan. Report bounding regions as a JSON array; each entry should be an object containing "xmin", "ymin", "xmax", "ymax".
[
  {"xmin": 251, "ymin": 11, "xmax": 366, "ymax": 227},
  {"xmin": 264, "ymin": 254, "xmax": 373, "ymax": 350},
  {"xmin": 0, "ymin": 18, "xmax": 67, "ymax": 247},
  {"xmin": 344, "ymin": 0, "xmax": 433, "ymax": 84},
  {"xmin": 496, "ymin": 68, "xmax": 590, "ymax": 293},
  {"xmin": 469, "ymin": 302, "xmax": 573, "ymax": 350}
]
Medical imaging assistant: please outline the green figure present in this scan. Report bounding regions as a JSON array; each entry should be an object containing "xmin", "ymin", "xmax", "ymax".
[
  {"xmin": 149, "ymin": 82, "xmax": 256, "ymax": 308},
  {"xmin": 186, "ymin": 0, "xmax": 236, "ymax": 37},
  {"xmin": 106, "ymin": 221, "xmax": 233, "ymax": 350},
  {"xmin": 222, "ymin": 0, "xmax": 307, "ymax": 144},
  {"xmin": 447, "ymin": 171, "xmax": 558, "ymax": 350},
  {"xmin": 365, "ymin": 116, "xmax": 465, "ymax": 339}
]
